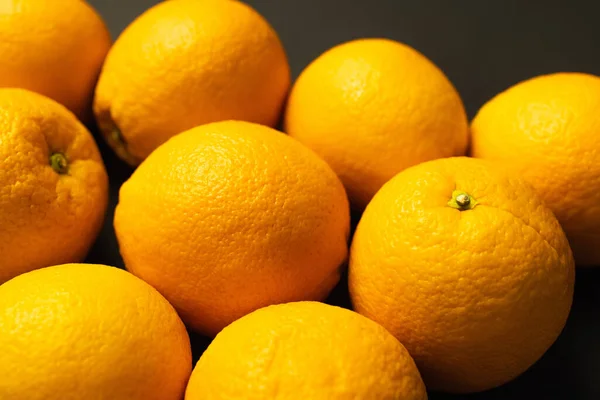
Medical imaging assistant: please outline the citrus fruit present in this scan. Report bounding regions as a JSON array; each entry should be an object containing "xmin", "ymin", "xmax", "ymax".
[
  {"xmin": 114, "ymin": 121, "xmax": 350, "ymax": 336},
  {"xmin": 471, "ymin": 72, "xmax": 600, "ymax": 267},
  {"xmin": 185, "ymin": 301, "xmax": 427, "ymax": 400},
  {"xmin": 94, "ymin": 0, "xmax": 290, "ymax": 165},
  {"xmin": 0, "ymin": 0, "xmax": 111, "ymax": 119},
  {"xmin": 0, "ymin": 88, "xmax": 108, "ymax": 284},
  {"xmin": 284, "ymin": 38, "xmax": 468, "ymax": 209},
  {"xmin": 349, "ymin": 157, "xmax": 575, "ymax": 393},
  {"xmin": 0, "ymin": 263, "xmax": 192, "ymax": 400}
]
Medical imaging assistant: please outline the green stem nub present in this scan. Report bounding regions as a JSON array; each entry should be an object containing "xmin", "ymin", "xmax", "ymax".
[
  {"xmin": 50, "ymin": 153, "xmax": 69, "ymax": 175},
  {"xmin": 104, "ymin": 125, "xmax": 139, "ymax": 167},
  {"xmin": 111, "ymin": 127, "xmax": 125, "ymax": 147},
  {"xmin": 448, "ymin": 190, "xmax": 477, "ymax": 211},
  {"xmin": 456, "ymin": 193, "xmax": 471, "ymax": 208}
]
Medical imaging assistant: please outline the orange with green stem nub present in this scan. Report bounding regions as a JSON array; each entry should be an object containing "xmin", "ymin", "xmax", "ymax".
[
  {"xmin": 94, "ymin": 0, "xmax": 290, "ymax": 166},
  {"xmin": 349, "ymin": 157, "xmax": 574, "ymax": 393},
  {"xmin": 0, "ymin": 88, "xmax": 108, "ymax": 284}
]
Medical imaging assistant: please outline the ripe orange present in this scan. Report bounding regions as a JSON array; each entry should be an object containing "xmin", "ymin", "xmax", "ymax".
[
  {"xmin": 114, "ymin": 121, "xmax": 350, "ymax": 336},
  {"xmin": 0, "ymin": 0, "xmax": 111, "ymax": 120},
  {"xmin": 285, "ymin": 38, "xmax": 468, "ymax": 209},
  {"xmin": 0, "ymin": 89, "xmax": 108, "ymax": 284},
  {"xmin": 0, "ymin": 263, "xmax": 192, "ymax": 400},
  {"xmin": 94, "ymin": 0, "xmax": 290, "ymax": 165},
  {"xmin": 185, "ymin": 301, "xmax": 427, "ymax": 400},
  {"xmin": 471, "ymin": 72, "xmax": 600, "ymax": 266},
  {"xmin": 349, "ymin": 157, "xmax": 575, "ymax": 393}
]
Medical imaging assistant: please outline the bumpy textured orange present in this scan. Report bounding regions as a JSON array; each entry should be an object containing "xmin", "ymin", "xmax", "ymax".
[
  {"xmin": 471, "ymin": 72, "xmax": 600, "ymax": 267},
  {"xmin": 0, "ymin": 89, "xmax": 108, "ymax": 284},
  {"xmin": 94, "ymin": 0, "xmax": 291, "ymax": 165},
  {"xmin": 285, "ymin": 38, "xmax": 468, "ymax": 209},
  {"xmin": 114, "ymin": 121, "xmax": 350, "ymax": 336},
  {"xmin": 0, "ymin": 0, "xmax": 111, "ymax": 120},
  {"xmin": 185, "ymin": 301, "xmax": 427, "ymax": 400},
  {"xmin": 349, "ymin": 157, "xmax": 575, "ymax": 393},
  {"xmin": 0, "ymin": 264, "xmax": 192, "ymax": 400}
]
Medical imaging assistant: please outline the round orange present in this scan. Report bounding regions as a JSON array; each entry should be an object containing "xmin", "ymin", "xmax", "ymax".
[
  {"xmin": 0, "ymin": 263, "xmax": 192, "ymax": 400},
  {"xmin": 471, "ymin": 72, "xmax": 600, "ymax": 266},
  {"xmin": 285, "ymin": 38, "xmax": 469, "ymax": 209},
  {"xmin": 114, "ymin": 121, "xmax": 350, "ymax": 336},
  {"xmin": 0, "ymin": 88, "xmax": 108, "ymax": 284},
  {"xmin": 94, "ymin": 0, "xmax": 290, "ymax": 165},
  {"xmin": 185, "ymin": 301, "xmax": 427, "ymax": 400},
  {"xmin": 0, "ymin": 0, "xmax": 111, "ymax": 119},
  {"xmin": 349, "ymin": 157, "xmax": 575, "ymax": 393}
]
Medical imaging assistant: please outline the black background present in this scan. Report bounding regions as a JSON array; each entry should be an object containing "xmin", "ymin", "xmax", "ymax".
[{"xmin": 85, "ymin": 1, "xmax": 600, "ymax": 399}]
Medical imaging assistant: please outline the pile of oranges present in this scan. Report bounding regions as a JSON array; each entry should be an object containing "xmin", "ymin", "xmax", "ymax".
[{"xmin": 0, "ymin": 1, "xmax": 597, "ymax": 399}]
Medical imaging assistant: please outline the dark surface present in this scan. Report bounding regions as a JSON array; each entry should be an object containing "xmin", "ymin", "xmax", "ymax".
[{"xmin": 85, "ymin": 1, "xmax": 600, "ymax": 398}]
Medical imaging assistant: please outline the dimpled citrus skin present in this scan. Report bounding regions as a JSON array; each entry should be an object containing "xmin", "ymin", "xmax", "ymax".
[
  {"xmin": 349, "ymin": 157, "xmax": 575, "ymax": 393},
  {"xmin": 0, "ymin": 264, "xmax": 192, "ymax": 400},
  {"xmin": 471, "ymin": 73, "xmax": 600, "ymax": 266},
  {"xmin": 94, "ymin": 0, "xmax": 290, "ymax": 165},
  {"xmin": 114, "ymin": 121, "xmax": 350, "ymax": 336},
  {"xmin": 284, "ymin": 38, "xmax": 468, "ymax": 209},
  {"xmin": 0, "ymin": 89, "xmax": 108, "ymax": 284},
  {"xmin": 0, "ymin": 0, "xmax": 111, "ymax": 119},
  {"xmin": 185, "ymin": 301, "xmax": 427, "ymax": 400}
]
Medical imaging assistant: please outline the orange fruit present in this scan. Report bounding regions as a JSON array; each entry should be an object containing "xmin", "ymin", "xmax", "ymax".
[
  {"xmin": 471, "ymin": 72, "xmax": 600, "ymax": 267},
  {"xmin": 349, "ymin": 157, "xmax": 575, "ymax": 393},
  {"xmin": 0, "ymin": 263, "xmax": 192, "ymax": 400},
  {"xmin": 185, "ymin": 301, "xmax": 427, "ymax": 400},
  {"xmin": 0, "ymin": 0, "xmax": 111, "ymax": 120},
  {"xmin": 114, "ymin": 121, "xmax": 350, "ymax": 336},
  {"xmin": 94, "ymin": 0, "xmax": 290, "ymax": 165},
  {"xmin": 284, "ymin": 38, "xmax": 468, "ymax": 209},
  {"xmin": 0, "ymin": 89, "xmax": 108, "ymax": 284}
]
